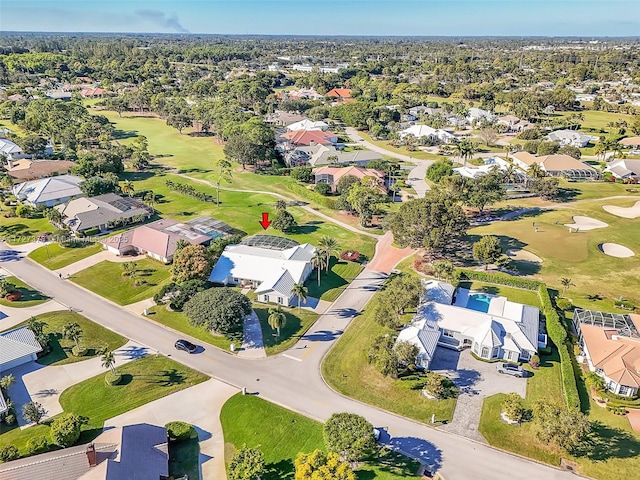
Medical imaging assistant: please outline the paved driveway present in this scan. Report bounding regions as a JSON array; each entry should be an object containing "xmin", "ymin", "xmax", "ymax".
[
  {"xmin": 431, "ymin": 348, "xmax": 527, "ymax": 442},
  {"xmin": 104, "ymin": 379, "xmax": 238, "ymax": 480}
]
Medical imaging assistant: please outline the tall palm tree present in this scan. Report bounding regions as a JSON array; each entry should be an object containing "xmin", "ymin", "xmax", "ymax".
[
  {"xmin": 560, "ymin": 277, "xmax": 574, "ymax": 296},
  {"xmin": 101, "ymin": 350, "xmax": 117, "ymax": 375},
  {"xmin": 44, "ymin": 207, "xmax": 63, "ymax": 226},
  {"xmin": 268, "ymin": 305, "xmax": 287, "ymax": 340},
  {"xmin": 318, "ymin": 237, "xmax": 338, "ymax": 272},
  {"xmin": 215, "ymin": 157, "xmax": 233, "ymax": 206},
  {"xmin": 311, "ymin": 250, "xmax": 327, "ymax": 286},
  {"xmin": 62, "ymin": 322, "xmax": 82, "ymax": 350},
  {"xmin": 291, "ymin": 283, "xmax": 309, "ymax": 313},
  {"xmin": 143, "ymin": 192, "xmax": 157, "ymax": 212},
  {"xmin": 528, "ymin": 162, "xmax": 545, "ymax": 180},
  {"xmin": 121, "ymin": 180, "xmax": 135, "ymax": 197}
]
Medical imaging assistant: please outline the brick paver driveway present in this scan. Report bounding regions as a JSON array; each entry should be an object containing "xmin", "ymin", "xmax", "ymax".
[{"xmin": 431, "ymin": 348, "xmax": 527, "ymax": 442}]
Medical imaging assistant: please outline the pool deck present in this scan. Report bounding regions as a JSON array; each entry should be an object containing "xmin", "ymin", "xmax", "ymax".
[{"xmin": 454, "ymin": 289, "xmax": 494, "ymax": 313}]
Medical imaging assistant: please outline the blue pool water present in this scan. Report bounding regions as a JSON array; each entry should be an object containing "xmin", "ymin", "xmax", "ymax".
[{"xmin": 466, "ymin": 293, "xmax": 492, "ymax": 313}]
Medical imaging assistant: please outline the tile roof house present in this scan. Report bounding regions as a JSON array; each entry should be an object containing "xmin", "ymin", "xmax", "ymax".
[
  {"xmin": 399, "ymin": 124, "xmax": 455, "ymax": 144},
  {"xmin": 0, "ymin": 423, "xmax": 169, "ymax": 480},
  {"xmin": 286, "ymin": 119, "xmax": 329, "ymax": 132},
  {"xmin": 0, "ymin": 327, "xmax": 43, "ymax": 414},
  {"xmin": 620, "ymin": 136, "xmax": 640, "ymax": 149},
  {"xmin": 12, "ymin": 174, "xmax": 84, "ymax": 207},
  {"xmin": 280, "ymin": 130, "xmax": 338, "ymax": 148},
  {"xmin": 286, "ymin": 144, "xmax": 382, "ymax": 167},
  {"xmin": 466, "ymin": 108, "xmax": 497, "ymax": 124},
  {"xmin": 512, "ymin": 151, "xmax": 599, "ymax": 178},
  {"xmin": 265, "ymin": 111, "xmax": 308, "ymax": 127},
  {"xmin": 314, "ymin": 165, "xmax": 386, "ymax": 193},
  {"xmin": 573, "ymin": 309, "xmax": 640, "ymax": 397},
  {"xmin": 326, "ymin": 88, "xmax": 352, "ymax": 99},
  {"xmin": 0, "ymin": 138, "xmax": 24, "ymax": 160},
  {"xmin": 396, "ymin": 280, "xmax": 543, "ymax": 369},
  {"xmin": 546, "ymin": 129, "xmax": 591, "ymax": 147},
  {"xmin": 209, "ymin": 243, "xmax": 315, "ymax": 307},
  {"xmin": 102, "ymin": 218, "xmax": 212, "ymax": 264},
  {"xmin": 5, "ymin": 159, "xmax": 76, "ymax": 181},
  {"xmin": 287, "ymin": 88, "xmax": 324, "ymax": 101},
  {"xmin": 605, "ymin": 159, "xmax": 640, "ymax": 180},
  {"xmin": 56, "ymin": 193, "xmax": 151, "ymax": 233}
]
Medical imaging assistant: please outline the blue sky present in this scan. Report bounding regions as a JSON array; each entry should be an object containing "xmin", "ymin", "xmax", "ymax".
[{"xmin": 1, "ymin": 1, "xmax": 638, "ymax": 36}]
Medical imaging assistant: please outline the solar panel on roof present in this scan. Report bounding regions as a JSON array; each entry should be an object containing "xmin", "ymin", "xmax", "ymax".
[{"xmin": 240, "ymin": 234, "xmax": 299, "ymax": 251}]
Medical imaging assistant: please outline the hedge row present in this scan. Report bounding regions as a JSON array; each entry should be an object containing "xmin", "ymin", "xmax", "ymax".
[
  {"xmin": 286, "ymin": 182, "xmax": 337, "ymax": 209},
  {"xmin": 456, "ymin": 269, "xmax": 581, "ymax": 410}
]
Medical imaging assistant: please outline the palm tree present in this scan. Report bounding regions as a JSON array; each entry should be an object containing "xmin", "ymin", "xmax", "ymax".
[
  {"xmin": 121, "ymin": 180, "xmax": 135, "ymax": 197},
  {"xmin": 528, "ymin": 162, "xmax": 545, "ymax": 180},
  {"xmin": 101, "ymin": 350, "xmax": 117, "ymax": 375},
  {"xmin": 268, "ymin": 305, "xmax": 287, "ymax": 340},
  {"xmin": 62, "ymin": 322, "xmax": 82, "ymax": 350},
  {"xmin": 318, "ymin": 237, "xmax": 338, "ymax": 272},
  {"xmin": 0, "ymin": 373, "xmax": 16, "ymax": 393},
  {"xmin": 311, "ymin": 250, "xmax": 327, "ymax": 286},
  {"xmin": 560, "ymin": 277, "xmax": 574, "ymax": 296},
  {"xmin": 291, "ymin": 283, "xmax": 309, "ymax": 313},
  {"xmin": 143, "ymin": 192, "xmax": 157, "ymax": 212},
  {"xmin": 215, "ymin": 157, "xmax": 233, "ymax": 206},
  {"xmin": 44, "ymin": 207, "xmax": 63, "ymax": 226}
]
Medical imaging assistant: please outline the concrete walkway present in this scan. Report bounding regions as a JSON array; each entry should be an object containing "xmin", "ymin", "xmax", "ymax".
[
  {"xmin": 104, "ymin": 379, "xmax": 238, "ymax": 480},
  {"xmin": 6, "ymin": 341, "xmax": 151, "ymax": 427},
  {"xmin": 345, "ymin": 127, "xmax": 433, "ymax": 198},
  {"xmin": 125, "ymin": 297, "xmax": 156, "ymax": 315},
  {"xmin": 237, "ymin": 311, "xmax": 266, "ymax": 358},
  {"xmin": 0, "ymin": 298, "xmax": 67, "ymax": 331},
  {"xmin": 56, "ymin": 250, "xmax": 146, "ymax": 277}
]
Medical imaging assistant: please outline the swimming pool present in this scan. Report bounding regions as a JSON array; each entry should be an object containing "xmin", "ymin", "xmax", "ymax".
[{"xmin": 466, "ymin": 293, "xmax": 492, "ymax": 313}]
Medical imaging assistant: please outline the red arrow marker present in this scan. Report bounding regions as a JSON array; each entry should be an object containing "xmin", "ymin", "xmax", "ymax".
[{"xmin": 259, "ymin": 212, "xmax": 271, "ymax": 230}]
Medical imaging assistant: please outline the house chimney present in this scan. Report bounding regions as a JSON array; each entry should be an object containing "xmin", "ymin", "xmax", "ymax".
[
  {"xmin": 86, "ymin": 443, "xmax": 97, "ymax": 467},
  {"xmin": 7, "ymin": 160, "xmax": 13, "ymax": 169}
]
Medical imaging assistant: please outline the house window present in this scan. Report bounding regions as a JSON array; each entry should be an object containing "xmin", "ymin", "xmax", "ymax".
[
  {"xmin": 596, "ymin": 368, "xmax": 604, "ymax": 375},
  {"xmin": 481, "ymin": 347, "xmax": 489, "ymax": 358},
  {"xmin": 277, "ymin": 297, "xmax": 283, "ymax": 304},
  {"xmin": 619, "ymin": 385, "xmax": 631, "ymax": 396},
  {"xmin": 443, "ymin": 329, "xmax": 455, "ymax": 338},
  {"xmin": 491, "ymin": 347, "xmax": 499, "ymax": 358}
]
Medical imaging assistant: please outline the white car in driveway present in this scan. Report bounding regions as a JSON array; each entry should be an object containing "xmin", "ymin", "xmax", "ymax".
[{"xmin": 496, "ymin": 363, "xmax": 525, "ymax": 377}]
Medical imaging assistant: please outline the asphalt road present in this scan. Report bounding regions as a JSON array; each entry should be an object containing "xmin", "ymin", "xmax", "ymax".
[{"xmin": 0, "ymin": 247, "xmax": 578, "ymax": 480}]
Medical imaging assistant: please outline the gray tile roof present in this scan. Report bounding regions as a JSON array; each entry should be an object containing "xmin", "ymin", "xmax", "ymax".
[{"xmin": 0, "ymin": 326, "xmax": 42, "ymax": 365}]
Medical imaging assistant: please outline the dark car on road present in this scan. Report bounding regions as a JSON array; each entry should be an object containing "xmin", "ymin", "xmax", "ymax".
[
  {"xmin": 174, "ymin": 339, "xmax": 197, "ymax": 353},
  {"xmin": 496, "ymin": 363, "xmax": 525, "ymax": 377}
]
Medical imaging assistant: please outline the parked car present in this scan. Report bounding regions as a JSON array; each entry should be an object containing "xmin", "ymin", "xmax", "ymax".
[
  {"xmin": 37, "ymin": 232, "xmax": 52, "ymax": 242},
  {"xmin": 373, "ymin": 428, "xmax": 381, "ymax": 441},
  {"xmin": 496, "ymin": 363, "xmax": 525, "ymax": 377},
  {"xmin": 174, "ymin": 339, "xmax": 197, "ymax": 353}
]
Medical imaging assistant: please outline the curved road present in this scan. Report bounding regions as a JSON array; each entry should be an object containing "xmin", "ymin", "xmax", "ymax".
[
  {"xmin": 0, "ymin": 245, "xmax": 577, "ymax": 480},
  {"xmin": 345, "ymin": 127, "xmax": 435, "ymax": 198}
]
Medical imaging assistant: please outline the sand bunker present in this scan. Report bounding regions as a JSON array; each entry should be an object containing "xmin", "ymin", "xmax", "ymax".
[
  {"xmin": 564, "ymin": 216, "xmax": 608, "ymax": 231},
  {"xmin": 599, "ymin": 243, "xmax": 635, "ymax": 258},
  {"xmin": 506, "ymin": 249, "xmax": 542, "ymax": 263},
  {"xmin": 602, "ymin": 201, "xmax": 640, "ymax": 219}
]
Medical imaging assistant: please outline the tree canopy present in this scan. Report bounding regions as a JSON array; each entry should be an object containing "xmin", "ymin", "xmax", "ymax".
[
  {"xmin": 323, "ymin": 413, "xmax": 375, "ymax": 462},
  {"xmin": 183, "ymin": 287, "xmax": 252, "ymax": 339}
]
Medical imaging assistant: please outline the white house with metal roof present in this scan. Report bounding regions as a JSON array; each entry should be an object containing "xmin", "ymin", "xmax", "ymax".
[
  {"xmin": 0, "ymin": 326, "xmax": 43, "ymax": 414},
  {"xmin": 12, "ymin": 174, "xmax": 84, "ymax": 207},
  {"xmin": 0, "ymin": 138, "xmax": 24, "ymax": 160},
  {"xmin": 396, "ymin": 280, "xmax": 544, "ymax": 369},
  {"xmin": 209, "ymin": 243, "xmax": 315, "ymax": 307}
]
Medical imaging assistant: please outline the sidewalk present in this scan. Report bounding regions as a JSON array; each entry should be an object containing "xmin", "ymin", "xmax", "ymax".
[{"xmin": 237, "ymin": 311, "xmax": 266, "ymax": 358}]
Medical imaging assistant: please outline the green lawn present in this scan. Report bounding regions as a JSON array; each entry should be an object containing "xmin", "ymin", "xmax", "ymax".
[
  {"xmin": 254, "ymin": 305, "xmax": 318, "ymax": 355},
  {"xmin": 306, "ymin": 259, "xmax": 364, "ymax": 302},
  {"xmin": 0, "ymin": 214, "xmax": 52, "ymax": 245},
  {"xmin": 0, "ymin": 355, "xmax": 208, "ymax": 457},
  {"xmin": 458, "ymin": 281, "xmax": 542, "ymax": 308},
  {"xmin": 146, "ymin": 304, "xmax": 234, "ymax": 352},
  {"xmin": 120, "ymin": 171, "xmax": 378, "ymax": 259},
  {"xmin": 322, "ymin": 296, "xmax": 457, "ymax": 425},
  {"xmin": 470, "ymin": 196, "xmax": 640, "ymax": 309},
  {"xmin": 0, "ymin": 276, "xmax": 49, "ymax": 308},
  {"xmin": 0, "ymin": 310, "xmax": 128, "ymax": 366},
  {"xmin": 220, "ymin": 393, "xmax": 421, "ymax": 480},
  {"xmin": 71, "ymin": 258, "xmax": 172, "ymax": 305},
  {"xmin": 358, "ymin": 131, "xmax": 442, "ymax": 160},
  {"xmin": 28, "ymin": 242, "xmax": 103, "ymax": 270}
]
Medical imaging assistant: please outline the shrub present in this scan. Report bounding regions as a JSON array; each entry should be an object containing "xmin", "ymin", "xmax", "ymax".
[
  {"xmin": 3, "ymin": 413, "xmax": 16, "ymax": 426},
  {"xmin": 502, "ymin": 393, "xmax": 527, "ymax": 423},
  {"xmin": 83, "ymin": 227, "xmax": 100, "ymax": 237},
  {"xmin": 105, "ymin": 372, "xmax": 122, "ymax": 386},
  {"xmin": 165, "ymin": 421, "xmax": 194, "ymax": 442},
  {"xmin": 314, "ymin": 182, "xmax": 332, "ymax": 196},
  {"xmin": 50, "ymin": 413, "xmax": 88, "ymax": 447},
  {"xmin": 340, "ymin": 250, "xmax": 360, "ymax": 262},
  {"xmin": 0, "ymin": 445, "xmax": 19, "ymax": 463},
  {"xmin": 529, "ymin": 355, "xmax": 540, "ymax": 369},
  {"xmin": 615, "ymin": 299, "xmax": 635, "ymax": 310},
  {"xmin": 5, "ymin": 291, "xmax": 22, "ymax": 302},
  {"xmin": 26, "ymin": 436, "xmax": 49, "ymax": 455},
  {"xmin": 556, "ymin": 298, "xmax": 573, "ymax": 311}
]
